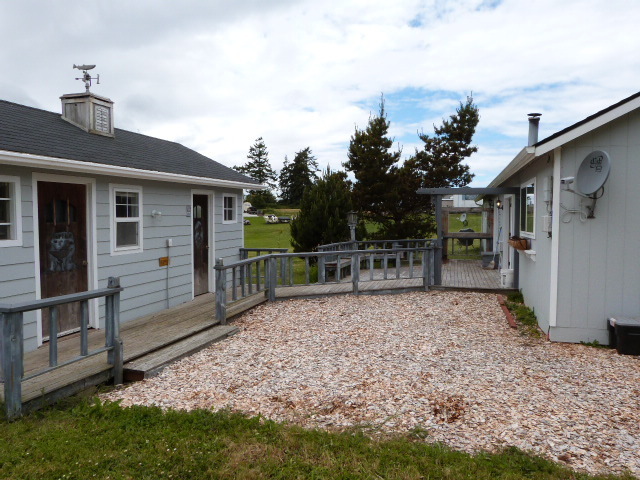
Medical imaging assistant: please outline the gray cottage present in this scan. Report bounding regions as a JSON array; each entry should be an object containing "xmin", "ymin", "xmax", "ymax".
[
  {"xmin": 0, "ymin": 90, "xmax": 259, "ymax": 353},
  {"xmin": 488, "ymin": 91, "xmax": 640, "ymax": 344}
]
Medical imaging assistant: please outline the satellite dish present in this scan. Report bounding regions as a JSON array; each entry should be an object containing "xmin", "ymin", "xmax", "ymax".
[{"xmin": 576, "ymin": 150, "xmax": 611, "ymax": 195}]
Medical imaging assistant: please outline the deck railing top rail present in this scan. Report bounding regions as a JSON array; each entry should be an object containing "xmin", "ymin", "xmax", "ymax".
[
  {"xmin": 0, "ymin": 285, "xmax": 124, "ymax": 314},
  {"xmin": 318, "ymin": 239, "xmax": 437, "ymax": 251}
]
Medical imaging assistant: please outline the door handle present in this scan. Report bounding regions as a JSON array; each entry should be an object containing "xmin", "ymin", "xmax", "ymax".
[{"xmin": 82, "ymin": 260, "xmax": 88, "ymax": 266}]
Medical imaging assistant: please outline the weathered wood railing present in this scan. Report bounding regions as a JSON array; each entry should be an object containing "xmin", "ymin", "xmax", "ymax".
[
  {"xmin": 0, "ymin": 277, "xmax": 124, "ymax": 420},
  {"xmin": 215, "ymin": 244, "xmax": 437, "ymax": 323}
]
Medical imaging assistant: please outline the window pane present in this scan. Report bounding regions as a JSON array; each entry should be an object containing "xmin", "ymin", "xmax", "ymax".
[
  {"xmin": 0, "ymin": 224, "xmax": 9, "ymax": 240},
  {"xmin": 0, "ymin": 199, "xmax": 9, "ymax": 223},
  {"xmin": 115, "ymin": 192, "xmax": 139, "ymax": 218},
  {"xmin": 116, "ymin": 221, "xmax": 138, "ymax": 247},
  {"xmin": 0, "ymin": 182, "xmax": 9, "ymax": 199}
]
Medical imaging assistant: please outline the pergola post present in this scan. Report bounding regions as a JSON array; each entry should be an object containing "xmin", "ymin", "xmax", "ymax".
[{"xmin": 434, "ymin": 194, "xmax": 443, "ymax": 285}]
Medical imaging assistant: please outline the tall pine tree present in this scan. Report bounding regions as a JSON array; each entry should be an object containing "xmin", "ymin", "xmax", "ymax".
[
  {"xmin": 344, "ymin": 97, "xmax": 401, "ymax": 227},
  {"xmin": 279, "ymin": 147, "xmax": 319, "ymax": 206},
  {"xmin": 408, "ymin": 96, "xmax": 479, "ymax": 189},
  {"xmin": 233, "ymin": 137, "xmax": 278, "ymax": 207}
]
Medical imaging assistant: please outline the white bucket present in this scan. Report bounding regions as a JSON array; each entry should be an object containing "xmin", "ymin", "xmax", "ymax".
[{"xmin": 500, "ymin": 269, "xmax": 514, "ymax": 288}]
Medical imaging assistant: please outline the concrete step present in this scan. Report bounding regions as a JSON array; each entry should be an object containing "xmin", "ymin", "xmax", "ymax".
[{"xmin": 123, "ymin": 324, "xmax": 239, "ymax": 381}]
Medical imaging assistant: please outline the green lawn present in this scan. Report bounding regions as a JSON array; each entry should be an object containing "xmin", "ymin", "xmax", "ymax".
[
  {"xmin": 1, "ymin": 400, "xmax": 633, "ymax": 480},
  {"xmin": 446, "ymin": 212, "xmax": 486, "ymax": 259},
  {"xmin": 244, "ymin": 214, "xmax": 293, "ymax": 252}
]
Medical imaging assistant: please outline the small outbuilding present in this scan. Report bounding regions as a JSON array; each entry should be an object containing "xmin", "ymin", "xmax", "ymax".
[
  {"xmin": 488, "ymin": 91, "xmax": 640, "ymax": 344},
  {"xmin": 0, "ymin": 87, "xmax": 260, "ymax": 352}
]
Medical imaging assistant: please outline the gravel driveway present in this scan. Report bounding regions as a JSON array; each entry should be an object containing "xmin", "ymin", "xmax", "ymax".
[{"xmin": 102, "ymin": 291, "xmax": 640, "ymax": 476}]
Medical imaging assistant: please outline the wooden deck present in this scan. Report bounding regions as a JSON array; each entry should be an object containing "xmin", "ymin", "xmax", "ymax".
[
  {"xmin": 1, "ymin": 293, "xmax": 225, "ymax": 409},
  {"xmin": 441, "ymin": 259, "xmax": 501, "ymax": 289}
]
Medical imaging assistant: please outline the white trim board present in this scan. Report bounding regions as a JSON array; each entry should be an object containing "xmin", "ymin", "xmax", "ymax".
[
  {"xmin": 32, "ymin": 172, "xmax": 99, "ymax": 346},
  {"xmin": 1, "ymin": 150, "xmax": 264, "ymax": 191}
]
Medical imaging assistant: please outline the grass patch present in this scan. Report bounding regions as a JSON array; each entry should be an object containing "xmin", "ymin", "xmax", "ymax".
[
  {"xmin": 447, "ymin": 212, "xmax": 485, "ymax": 260},
  {"xmin": 505, "ymin": 293, "xmax": 543, "ymax": 338},
  {"xmin": 580, "ymin": 339, "xmax": 611, "ymax": 349},
  {"xmin": 1, "ymin": 401, "xmax": 633, "ymax": 480}
]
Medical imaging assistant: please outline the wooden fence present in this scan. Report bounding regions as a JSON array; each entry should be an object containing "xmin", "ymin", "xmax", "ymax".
[
  {"xmin": 0, "ymin": 277, "xmax": 124, "ymax": 420},
  {"xmin": 215, "ymin": 242, "xmax": 437, "ymax": 323}
]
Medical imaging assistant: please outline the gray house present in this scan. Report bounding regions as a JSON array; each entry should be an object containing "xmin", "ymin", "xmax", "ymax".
[
  {"xmin": 489, "ymin": 91, "xmax": 640, "ymax": 344},
  {"xmin": 0, "ymin": 90, "xmax": 259, "ymax": 353}
]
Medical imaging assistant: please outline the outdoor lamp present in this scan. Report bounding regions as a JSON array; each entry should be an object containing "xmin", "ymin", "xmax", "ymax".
[
  {"xmin": 347, "ymin": 211, "xmax": 358, "ymax": 242},
  {"xmin": 496, "ymin": 199, "xmax": 503, "ymax": 209}
]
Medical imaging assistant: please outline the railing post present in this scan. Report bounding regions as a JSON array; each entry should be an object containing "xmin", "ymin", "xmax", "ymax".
[
  {"xmin": 318, "ymin": 255, "xmax": 325, "ymax": 284},
  {"xmin": 49, "ymin": 305, "xmax": 58, "ymax": 367},
  {"xmin": 107, "ymin": 277, "xmax": 123, "ymax": 385},
  {"xmin": 80, "ymin": 300, "xmax": 89, "ymax": 356},
  {"xmin": 422, "ymin": 249, "xmax": 430, "ymax": 291},
  {"xmin": 2, "ymin": 311, "xmax": 24, "ymax": 421},
  {"xmin": 215, "ymin": 259, "xmax": 227, "ymax": 325},
  {"xmin": 267, "ymin": 256, "xmax": 277, "ymax": 302},
  {"xmin": 352, "ymin": 252, "xmax": 360, "ymax": 295}
]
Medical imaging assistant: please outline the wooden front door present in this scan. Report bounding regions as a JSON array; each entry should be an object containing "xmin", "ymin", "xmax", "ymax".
[
  {"xmin": 193, "ymin": 194, "xmax": 209, "ymax": 296},
  {"xmin": 38, "ymin": 181, "xmax": 88, "ymax": 338}
]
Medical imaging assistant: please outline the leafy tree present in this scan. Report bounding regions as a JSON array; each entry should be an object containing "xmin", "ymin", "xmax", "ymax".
[
  {"xmin": 408, "ymin": 96, "xmax": 479, "ymax": 189},
  {"xmin": 290, "ymin": 168, "xmax": 353, "ymax": 252},
  {"xmin": 279, "ymin": 147, "xmax": 319, "ymax": 206},
  {"xmin": 233, "ymin": 137, "xmax": 278, "ymax": 206}
]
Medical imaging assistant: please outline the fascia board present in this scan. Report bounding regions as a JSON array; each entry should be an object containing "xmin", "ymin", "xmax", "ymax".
[
  {"xmin": 534, "ymin": 96, "xmax": 640, "ymax": 156},
  {"xmin": 0, "ymin": 150, "xmax": 265, "ymax": 190}
]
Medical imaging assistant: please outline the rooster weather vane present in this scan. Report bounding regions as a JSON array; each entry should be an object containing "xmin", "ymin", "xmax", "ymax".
[{"xmin": 73, "ymin": 64, "xmax": 100, "ymax": 93}]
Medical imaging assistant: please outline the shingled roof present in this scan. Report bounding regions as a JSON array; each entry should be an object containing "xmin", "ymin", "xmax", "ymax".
[{"xmin": 0, "ymin": 99, "xmax": 259, "ymax": 186}]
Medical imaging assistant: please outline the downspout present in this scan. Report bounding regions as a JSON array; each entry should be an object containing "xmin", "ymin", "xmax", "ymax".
[{"xmin": 548, "ymin": 147, "xmax": 562, "ymax": 328}]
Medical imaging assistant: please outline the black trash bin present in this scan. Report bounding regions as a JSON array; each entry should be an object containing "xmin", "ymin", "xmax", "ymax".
[{"xmin": 608, "ymin": 317, "xmax": 640, "ymax": 355}]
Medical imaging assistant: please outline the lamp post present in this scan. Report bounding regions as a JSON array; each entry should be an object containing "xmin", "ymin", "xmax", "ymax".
[{"xmin": 347, "ymin": 211, "xmax": 358, "ymax": 243}]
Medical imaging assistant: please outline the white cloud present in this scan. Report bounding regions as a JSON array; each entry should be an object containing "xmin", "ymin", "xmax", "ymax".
[{"xmin": 1, "ymin": 0, "xmax": 638, "ymax": 181}]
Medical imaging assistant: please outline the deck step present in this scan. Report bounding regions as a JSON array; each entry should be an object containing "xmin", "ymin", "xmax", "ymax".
[{"xmin": 123, "ymin": 325, "xmax": 239, "ymax": 381}]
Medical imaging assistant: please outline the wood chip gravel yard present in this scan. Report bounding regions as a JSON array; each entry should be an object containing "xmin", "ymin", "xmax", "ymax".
[{"xmin": 102, "ymin": 291, "xmax": 640, "ymax": 477}]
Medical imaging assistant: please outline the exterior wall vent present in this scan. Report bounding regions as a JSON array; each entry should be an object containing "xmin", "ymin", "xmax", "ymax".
[{"xmin": 60, "ymin": 92, "xmax": 115, "ymax": 137}]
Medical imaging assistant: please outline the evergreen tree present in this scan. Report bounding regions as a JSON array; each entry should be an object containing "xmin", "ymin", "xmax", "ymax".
[
  {"xmin": 290, "ymin": 168, "xmax": 353, "ymax": 252},
  {"xmin": 344, "ymin": 97, "xmax": 401, "ymax": 224},
  {"xmin": 408, "ymin": 96, "xmax": 479, "ymax": 189},
  {"xmin": 279, "ymin": 147, "xmax": 319, "ymax": 206},
  {"xmin": 233, "ymin": 137, "xmax": 278, "ymax": 206}
]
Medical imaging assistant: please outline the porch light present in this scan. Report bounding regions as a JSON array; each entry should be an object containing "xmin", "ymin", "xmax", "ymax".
[
  {"xmin": 496, "ymin": 199, "xmax": 503, "ymax": 210},
  {"xmin": 151, "ymin": 209, "xmax": 163, "ymax": 218},
  {"xmin": 347, "ymin": 211, "xmax": 358, "ymax": 242}
]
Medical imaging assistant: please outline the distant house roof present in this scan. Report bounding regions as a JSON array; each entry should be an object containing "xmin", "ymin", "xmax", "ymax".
[
  {"xmin": 489, "ymin": 90, "xmax": 640, "ymax": 188},
  {"xmin": 0, "ymin": 99, "xmax": 260, "ymax": 188}
]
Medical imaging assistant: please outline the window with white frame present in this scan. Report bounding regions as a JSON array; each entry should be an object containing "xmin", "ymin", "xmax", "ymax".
[
  {"xmin": 223, "ymin": 195, "xmax": 236, "ymax": 223},
  {"xmin": 0, "ymin": 176, "xmax": 22, "ymax": 247},
  {"xmin": 110, "ymin": 185, "xmax": 143, "ymax": 253},
  {"xmin": 520, "ymin": 179, "xmax": 535, "ymax": 237}
]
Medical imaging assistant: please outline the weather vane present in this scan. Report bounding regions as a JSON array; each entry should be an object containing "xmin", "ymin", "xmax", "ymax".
[{"xmin": 73, "ymin": 64, "xmax": 99, "ymax": 93}]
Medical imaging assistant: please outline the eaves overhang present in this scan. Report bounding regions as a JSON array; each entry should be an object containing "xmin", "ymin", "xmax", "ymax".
[{"xmin": 0, "ymin": 149, "xmax": 265, "ymax": 190}]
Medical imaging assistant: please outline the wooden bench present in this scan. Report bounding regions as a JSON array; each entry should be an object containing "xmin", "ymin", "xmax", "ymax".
[{"xmin": 324, "ymin": 258, "xmax": 352, "ymax": 279}]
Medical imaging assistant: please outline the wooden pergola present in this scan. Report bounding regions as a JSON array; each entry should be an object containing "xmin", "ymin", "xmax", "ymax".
[{"xmin": 417, "ymin": 187, "xmax": 521, "ymax": 287}]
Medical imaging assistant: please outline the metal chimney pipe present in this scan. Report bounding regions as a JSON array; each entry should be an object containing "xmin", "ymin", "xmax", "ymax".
[{"xmin": 528, "ymin": 113, "xmax": 541, "ymax": 146}]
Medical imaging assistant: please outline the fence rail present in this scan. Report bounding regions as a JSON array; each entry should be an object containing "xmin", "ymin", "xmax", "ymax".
[
  {"xmin": 215, "ymin": 243, "xmax": 437, "ymax": 323},
  {"xmin": 0, "ymin": 277, "xmax": 124, "ymax": 421}
]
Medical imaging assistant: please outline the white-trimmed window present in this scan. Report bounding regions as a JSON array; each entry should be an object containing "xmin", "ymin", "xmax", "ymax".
[
  {"xmin": 223, "ymin": 194, "xmax": 236, "ymax": 223},
  {"xmin": 520, "ymin": 179, "xmax": 535, "ymax": 237},
  {"xmin": 110, "ymin": 185, "xmax": 143, "ymax": 254},
  {"xmin": 0, "ymin": 176, "xmax": 22, "ymax": 247}
]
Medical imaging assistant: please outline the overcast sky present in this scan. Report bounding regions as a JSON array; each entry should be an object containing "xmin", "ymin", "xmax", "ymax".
[{"xmin": 1, "ymin": 0, "xmax": 638, "ymax": 187}]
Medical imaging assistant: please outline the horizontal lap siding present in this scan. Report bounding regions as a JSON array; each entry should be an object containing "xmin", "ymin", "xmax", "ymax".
[
  {"xmin": 95, "ymin": 179, "xmax": 195, "ymax": 326},
  {"xmin": 0, "ymin": 167, "xmax": 38, "ymax": 351},
  {"xmin": 554, "ymin": 110, "xmax": 640, "ymax": 343}
]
